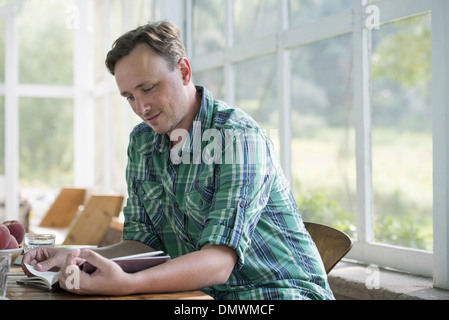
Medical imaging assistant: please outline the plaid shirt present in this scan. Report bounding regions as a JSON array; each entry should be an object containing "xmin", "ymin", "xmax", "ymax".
[{"xmin": 122, "ymin": 86, "xmax": 334, "ymax": 300}]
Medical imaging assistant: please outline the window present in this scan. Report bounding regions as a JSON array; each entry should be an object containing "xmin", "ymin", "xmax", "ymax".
[
  {"xmin": 291, "ymin": 33, "xmax": 356, "ymax": 238},
  {"xmin": 186, "ymin": 0, "xmax": 449, "ymax": 289},
  {"xmin": 371, "ymin": 14, "xmax": 432, "ymax": 251}
]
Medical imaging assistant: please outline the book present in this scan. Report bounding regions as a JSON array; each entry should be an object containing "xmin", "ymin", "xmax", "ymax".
[
  {"xmin": 17, "ymin": 251, "xmax": 170, "ymax": 291},
  {"xmin": 80, "ymin": 251, "xmax": 170, "ymax": 274},
  {"xmin": 17, "ymin": 263, "xmax": 61, "ymax": 292}
]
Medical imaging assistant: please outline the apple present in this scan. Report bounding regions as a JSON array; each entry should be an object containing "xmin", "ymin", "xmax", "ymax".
[
  {"xmin": 3, "ymin": 220, "xmax": 26, "ymax": 244},
  {"xmin": 5, "ymin": 234, "xmax": 19, "ymax": 249},
  {"xmin": 0, "ymin": 224, "xmax": 11, "ymax": 249}
]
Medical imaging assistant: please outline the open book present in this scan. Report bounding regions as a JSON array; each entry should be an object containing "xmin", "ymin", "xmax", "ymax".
[{"xmin": 17, "ymin": 251, "xmax": 170, "ymax": 291}]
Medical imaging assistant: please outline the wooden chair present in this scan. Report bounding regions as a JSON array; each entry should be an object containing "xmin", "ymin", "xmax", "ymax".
[
  {"xmin": 304, "ymin": 222, "xmax": 353, "ymax": 274},
  {"xmin": 98, "ymin": 216, "xmax": 124, "ymax": 247},
  {"xmin": 39, "ymin": 188, "xmax": 87, "ymax": 228},
  {"xmin": 63, "ymin": 195, "xmax": 124, "ymax": 246}
]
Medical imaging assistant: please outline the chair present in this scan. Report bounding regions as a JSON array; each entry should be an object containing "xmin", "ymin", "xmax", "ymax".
[
  {"xmin": 39, "ymin": 188, "xmax": 87, "ymax": 228},
  {"xmin": 63, "ymin": 195, "xmax": 124, "ymax": 246},
  {"xmin": 304, "ymin": 222, "xmax": 353, "ymax": 274},
  {"xmin": 98, "ymin": 216, "xmax": 124, "ymax": 247}
]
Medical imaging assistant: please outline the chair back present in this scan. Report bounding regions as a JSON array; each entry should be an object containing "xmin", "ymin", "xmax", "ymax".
[
  {"xmin": 63, "ymin": 195, "xmax": 124, "ymax": 245},
  {"xmin": 39, "ymin": 188, "xmax": 87, "ymax": 228},
  {"xmin": 304, "ymin": 222, "xmax": 353, "ymax": 274}
]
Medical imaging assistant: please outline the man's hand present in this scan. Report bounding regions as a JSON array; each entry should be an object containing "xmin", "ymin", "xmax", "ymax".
[
  {"xmin": 22, "ymin": 246, "xmax": 72, "ymax": 275},
  {"xmin": 58, "ymin": 249, "xmax": 133, "ymax": 296}
]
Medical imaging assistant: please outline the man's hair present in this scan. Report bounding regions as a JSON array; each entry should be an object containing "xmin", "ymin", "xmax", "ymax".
[{"xmin": 105, "ymin": 21, "xmax": 186, "ymax": 75}]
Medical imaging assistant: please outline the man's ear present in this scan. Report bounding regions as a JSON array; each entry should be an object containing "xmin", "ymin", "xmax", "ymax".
[{"xmin": 178, "ymin": 57, "xmax": 192, "ymax": 85}]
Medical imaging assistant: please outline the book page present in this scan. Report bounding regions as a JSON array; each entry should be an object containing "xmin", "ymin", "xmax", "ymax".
[{"xmin": 23, "ymin": 263, "xmax": 59, "ymax": 286}]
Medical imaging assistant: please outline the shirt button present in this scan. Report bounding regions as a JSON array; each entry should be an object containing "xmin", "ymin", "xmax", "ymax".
[{"xmin": 199, "ymin": 200, "xmax": 203, "ymax": 206}]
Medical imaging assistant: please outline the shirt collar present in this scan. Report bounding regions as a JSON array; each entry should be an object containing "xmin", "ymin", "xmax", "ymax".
[
  {"xmin": 179, "ymin": 86, "xmax": 215, "ymax": 154},
  {"xmin": 147, "ymin": 86, "xmax": 214, "ymax": 155}
]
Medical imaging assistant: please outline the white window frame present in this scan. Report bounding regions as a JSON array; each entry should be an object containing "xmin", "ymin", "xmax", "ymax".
[
  {"xmin": 1, "ymin": 5, "xmax": 19, "ymax": 221},
  {"xmin": 185, "ymin": 0, "xmax": 449, "ymax": 290}
]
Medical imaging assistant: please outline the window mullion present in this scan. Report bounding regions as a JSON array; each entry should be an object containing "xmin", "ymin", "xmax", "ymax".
[
  {"xmin": 352, "ymin": 0, "xmax": 374, "ymax": 243},
  {"xmin": 277, "ymin": 0, "xmax": 291, "ymax": 181},
  {"xmin": 224, "ymin": 0, "xmax": 235, "ymax": 105},
  {"xmin": 4, "ymin": 5, "xmax": 19, "ymax": 221},
  {"xmin": 432, "ymin": 0, "xmax": 449, "ymax": 291}
]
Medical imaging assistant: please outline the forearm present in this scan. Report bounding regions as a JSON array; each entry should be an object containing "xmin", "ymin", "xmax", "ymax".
[{"xmin": 127, "ymin": 245, "xmax": 237, "ymax": 294}]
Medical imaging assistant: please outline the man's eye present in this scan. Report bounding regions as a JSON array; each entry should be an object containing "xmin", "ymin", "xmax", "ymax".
[
  {"xmin": 127, "ymin": 95, "xmax": 134, "ymax": 101},
  {"xmin": 144, "ymin": 87, "xmax": 153, "ymax": 93}
]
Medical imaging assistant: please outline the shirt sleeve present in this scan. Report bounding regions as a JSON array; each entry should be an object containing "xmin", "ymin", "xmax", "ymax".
[{"xmin": 197, "ymin": 128, "xmax": 277, "ymax": 270}]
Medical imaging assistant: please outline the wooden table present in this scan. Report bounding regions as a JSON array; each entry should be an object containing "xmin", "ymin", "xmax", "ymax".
[{"xmin": 6, "ymin": 266, "xmax": 212, "ymax": 300}]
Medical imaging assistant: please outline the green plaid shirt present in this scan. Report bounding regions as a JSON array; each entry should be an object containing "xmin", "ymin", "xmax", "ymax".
[{"xmin": 122, "ymin": 87, "xmax": 334, "ymax": 300}]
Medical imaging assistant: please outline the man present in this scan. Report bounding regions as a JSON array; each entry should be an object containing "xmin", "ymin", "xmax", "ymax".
[{"xmin": 23, "ymin": 21, "xmax": 334, "ymax": 300}]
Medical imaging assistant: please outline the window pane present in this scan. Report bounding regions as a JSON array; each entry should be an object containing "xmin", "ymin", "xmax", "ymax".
[
  {"xmin": 94, "ymin": 93, "xmax": 141, "ymax": 193},
  {"xmin": 111, "ymin": 93, "xmax": 139, "ymax": 193},
  {"xmin": 94, "ymin": 0, "xmax": 107, "ymax": 84},
  {"xmin": 0, "ymin": 97, "xmax": 4, "ymax": 175},
  {"xmin": 0, "ymin": 16, "xmax": 4, "ymax": 175},
  {"xmin": 234, "ymin": 55, "xmax": 279, "ymax": 148},
  {"xmin": 371, "ymin": 14, "xmax": 432, "ymax": 251},
  {"xmin": 234, "ymin": 0, "xmax": 278, "ymax": 44},
  {"xmin": 193, "ymin": 68, "xmax": 225, "ymax": 101},
  {"xmin": 109, "ymin": 0, "xmax": 126, "ymax": 45},
  {"xmin": 0, "ymin": 17, "xmax": 4, "ymax": 82},
  {"xmin": 19, "ymin": 98, "xmax": 74, "ymax": 188},
  {"xmin": 291, "ymin": 34, "xmax": 356, "ymax": 237},
  {"xmin": 192, "ymin": 0, "xmax": 226, "ymax": 56},
  {"xmin": 289, "ymin": 0, "xmax": 352, "ymax": 27},
  {"xmin": 129, "ymin": 0, "xmax": 155, "ymax": 27},
  {"xmin": 17, "ymin": 0, "xmax": 74, "ymax": 85},
  {"xmin": 94, "ymin": 96, "xmax": 105, "ymax": 188}
]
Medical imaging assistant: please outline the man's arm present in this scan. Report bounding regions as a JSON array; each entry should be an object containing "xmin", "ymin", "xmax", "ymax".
[
  {"xmin": 59, "ymin": 244, "xmax": 237, "ymax": 296},
  {"xmin": 128, "ymin": 245, "xmax": 237, "ymax": 294}
]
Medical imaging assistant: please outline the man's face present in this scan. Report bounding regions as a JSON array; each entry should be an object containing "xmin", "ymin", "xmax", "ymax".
[{"xmin": 114, "ymin": 43, "xmax": 190, "ymax": 135}]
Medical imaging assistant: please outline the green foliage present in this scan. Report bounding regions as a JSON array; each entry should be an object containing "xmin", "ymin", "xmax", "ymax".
[
  {"xmin": 374, "ymin": 216, "xmax": 429, "ymax": 250},
  {"xmin": 372, "ymin": 15, "xmax": 431, "ymax": 89},
  {"xmin": 296, "ymin": 190, "xmax": 355, "ymax": 238},
  {"xmin": 295, "ymin": 188, "xmax": 432, "ymax": 251},
  {"xmin": 19, "ymin": 98, "xmax": 74, "ymax": 187},
  {"xmin": 17, "ymin": 0, "xmax": 74, "ymax": 85}
]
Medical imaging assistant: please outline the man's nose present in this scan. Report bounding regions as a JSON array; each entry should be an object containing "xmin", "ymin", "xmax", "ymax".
[{"xmin": 135, "ymin": 97, "xmax": 150, "ymax": 115}]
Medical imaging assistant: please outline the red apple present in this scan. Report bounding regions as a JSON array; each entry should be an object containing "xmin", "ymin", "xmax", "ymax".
[
  {"xmin": 3, "ymin": 220, "xmax": 26, "ymax": 244},
  {"xmin": 0, "ymin": 224, "xmax": 11, "ymax": 249},
  {"xmin": 5, "ymin": 234, "xmax": 19, "ymax": 249}
]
